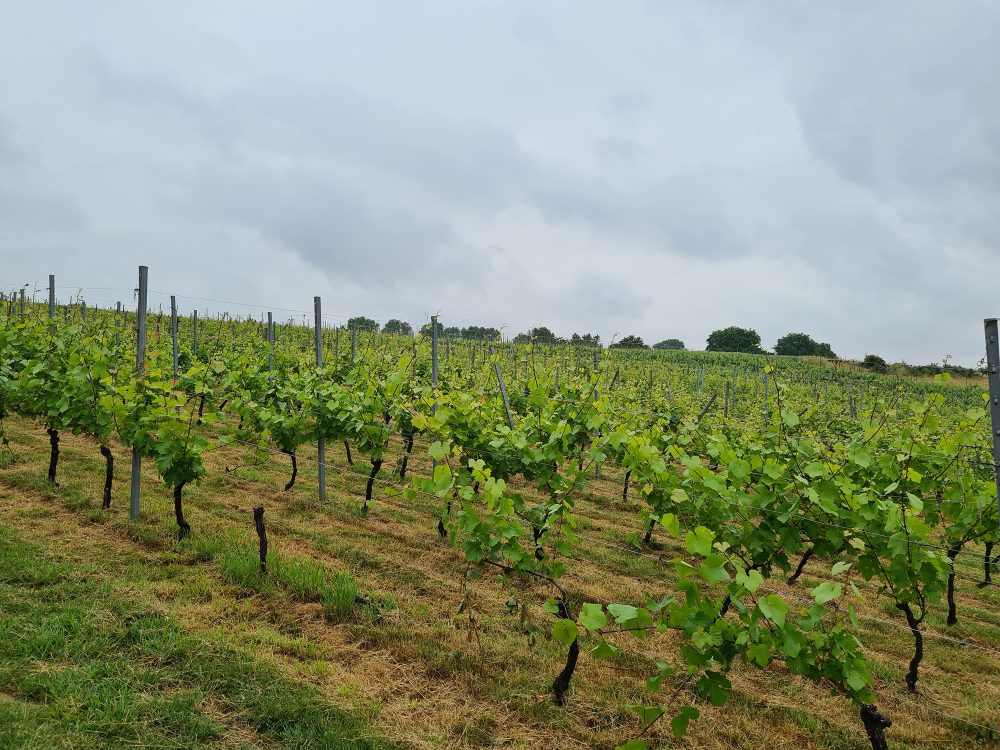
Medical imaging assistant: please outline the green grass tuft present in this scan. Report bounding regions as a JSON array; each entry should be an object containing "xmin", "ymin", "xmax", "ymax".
[{"xmin": 0, "ymin": 527, "xmax": 396, "ymax": 750}]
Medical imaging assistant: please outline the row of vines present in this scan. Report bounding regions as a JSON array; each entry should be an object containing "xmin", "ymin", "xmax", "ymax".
[{"xmin": 0, "ymin": 299, "xmax": 997, "ymax": 748}]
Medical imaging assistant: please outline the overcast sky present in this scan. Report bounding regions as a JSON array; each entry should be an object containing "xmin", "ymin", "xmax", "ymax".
[{"xmin": 1, "ymin": 2, "xmax": 997, "ymax": 364}]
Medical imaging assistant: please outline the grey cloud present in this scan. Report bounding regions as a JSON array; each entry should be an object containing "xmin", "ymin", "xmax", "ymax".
[
  {"xmin": 0, "ymin": 118, "xmax": 86, "ymax": 231},
  {"xmin": 601, "ymin": 91, "xmax": 650, "ymax": 118},
  {"xmin": 80, "ymin": 52, "xmax": 908, "ymax": 275},
  {"xmin": 84, "ymin": 62, "xmax": 540, "ymax": 211},
  {"xmin": 595, "ymin": 137, "xmax": 644, "ymax": 161},
  {"xmin": 161, "ymin": 164, "xmax": 487, "ymax": 288},
  {"xmin": 745, "ymin": 3, "xmax": 1000, "ymax": 249},
  {"xmin": 564, "ymin": 274, "xmax": 651, "ymax": 320},
  {"xmin": 1, "ymin": 1, "xmax": 997, "ymax": 364}
]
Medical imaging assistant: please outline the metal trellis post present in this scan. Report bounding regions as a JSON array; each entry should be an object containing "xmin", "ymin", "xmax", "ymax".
[
  {"xmin": 170, "ymin": 295, "xmax": 178, "ymax": 378},
  {"xmin": 983, "ymin": 319, "xmax": 1000, "ymax": 528},
  {"xmin": 315, "ymin": 296, "xmax": 326, "ymax": 502},
  {"xmin": 129, "ymin": 266, "xmax": 148, "ymax": 522}
]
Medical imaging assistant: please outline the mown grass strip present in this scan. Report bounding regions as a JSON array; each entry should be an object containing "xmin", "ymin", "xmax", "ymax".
[{"xmin": 0, "ymin": 527, "xmax": 398, "ymax": 750}]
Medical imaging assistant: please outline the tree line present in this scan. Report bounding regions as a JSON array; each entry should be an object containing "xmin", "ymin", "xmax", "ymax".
[{"xmin": 348, "ymin": 317, "xmax": 981, "ymax": 377}]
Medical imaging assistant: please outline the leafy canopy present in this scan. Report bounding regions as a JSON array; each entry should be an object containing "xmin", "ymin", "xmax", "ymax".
[
  {"xmin": 653, "ymin": 338, "xmax": 685, "ymax": 350},
  {"xmin": 382, "ymin": 319, "xmax": 413, "ymax": 337},
  {"xmin": 347, "ymin": 316, "xmax": 378, "ymax": 333},
  {"xmin": 610, "ymin": 335, "xmax": 648, "ymax": 349},
  {"xmin": 706, "ymin": 326, "xmax": 764, "ymax": 354},
  {"xmin": 774, "ymin": 332, "xmax": 836, "ymax": 358}
]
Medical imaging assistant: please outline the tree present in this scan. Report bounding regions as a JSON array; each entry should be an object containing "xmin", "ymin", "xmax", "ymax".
[
  {"xmin": 814, "ymin": 341, "xmax": 837, "ymax": 358},
  {"xmin": 515, "ymin": 326, "xmax": 561, "ymax": 344},
  {"xmin": 420, "ymin": 320, "xmax": 444, "ymax": 337},
  {"xmin": 653, "ymin": 338, "xmax": 685, "ymax": 350},
  {"xmin": 443, "ymin": 326, "xmax": 461, "ymax": 338},
  {"xmin": 570, "ymin": 333, "xmax": 600, "ymax": 347},
  {"xmin": 861, "ymin": 354, "xmax": 888, "ymax": 374},
  {"xmin": 347, "ymin": 316, "xmax": 378, "ymax": 333},
  {"xmin": 610, "ymin": 335, "xmax": 648, "ymax": 349},
  {"xmin": 382, "ymin": 319, "xmax": 413, "ymax": 337},
  {"xmin": 774, "ymin": 332, "xmax": 837, "ymax": 359},
  {"xmin": 461, "ymin": 325, "xmax": 501, "ymax": 341},
  {"xmin": 706, "ymin": 326, "xmax": 764, "ymax": 354}
]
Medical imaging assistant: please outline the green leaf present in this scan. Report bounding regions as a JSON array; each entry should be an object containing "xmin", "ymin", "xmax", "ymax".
[
  {"xmin": 607, "ymin": 603, "xmax": 640, "ymax": 624},
  {"xmin": 728, "ymin": 458, "xmax": 751, "ymax": 480},
  {"xmin": 627, "ymin": 704, "xmax": 666, "ymax": 724},
  {"xmin": 831, "ymin": 561, "xmax": 852, "ymax": 576},
  {"xmin": 758, "ymin": 595, "xmax": 788, "ymax": 627},
  {"xmin": 551, "ymin": 619, "xmax": 578, "ymax": 645},
  {"xmin": 579, "ymin": 603, "xmax": 608, "ymax": 632},
  {"xmin": 684, "ymin": 526, "xmax": 714, "ymax": 557},
  {"xmin": 670, "ymin": 705, "xmax": 700, "ymax": 738},
  {"xmin": 846, "ymin": 670, "xmax": 867, "ymax": 692},
  {"xmin": 660, "ymin": 512, "xmax": 680, "ymax": 537},
  {"xmin": 803, "ymin": 461, "xmax": 824, "ymax": 478},
  {"xmin": 735, "ymin": 567, "xmax": 764, "ymax": 593},
  {"xmin": 700, "ymin": 554, "xmax": 731, "ymax": 584},
  {"xmin": 697, "ymin": 671, "xmax": 731, "ymax": 706},
  {"xmin": 590, "ymin": 640, "xmax": 619, "ymax": 659},
  {"xmin": 614, "ymin": 741, "xmax": 648, "ymax": 750},
  {"xmin": 811, "ymin": 581, "xmax": 843, "ymax": 604}
]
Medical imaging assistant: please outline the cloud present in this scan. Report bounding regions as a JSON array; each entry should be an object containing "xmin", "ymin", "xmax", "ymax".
[
  {"xmin": 0, "ymin": 1, "xmax": 996, "ymax": 364},
  {"xmin": 161, "ymin": 163, "xmax": 487, "ymax": 288},
  {"xmin": 743, "ymin": 2, "xmax": 1000, "ymax": 251},
  {"xmin": 0, "ymin": 119, "xmax": 86, "ymax": 231}
]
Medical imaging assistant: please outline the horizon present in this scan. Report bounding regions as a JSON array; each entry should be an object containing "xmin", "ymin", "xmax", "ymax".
[{"xmin": 1, "ymin": 3, "xmax": 998, "ymax": 367}]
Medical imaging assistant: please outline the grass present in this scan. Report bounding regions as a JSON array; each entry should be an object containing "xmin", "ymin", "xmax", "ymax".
[
  {"xmin": 0, "ymin": 528, "xmax": 397, "ymax": 750},
  {"xmin": 0, "ymin": 413, "xmax": 997, "ymax": 749},
  {"xmin": 218, "ymin": 545, "xmax": 359, "ymax": 623}
]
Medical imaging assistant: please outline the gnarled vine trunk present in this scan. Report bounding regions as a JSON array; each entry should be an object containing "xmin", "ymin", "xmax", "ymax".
[
  {"xmin": 642, "ymin": 517, "xmax": 656, "ymax": 546},
  {"xmin": 280, "ymin": 449, "xmax": 297, "ymax": 491},
  {"xmin": 344, "ymin": 441, "xmax": 353, "ymax": 465},
  {"xmin": 622, "ymin": 469, "xmax": 631, "ymax": 502},
  {"xmin": 946, "ymin": 545, "xmax": 961, "ymax": 625},
  {"xmin": 174, "ymin": 481, "xmax": 191, "ymax": 540},
  {"xmin": 399, "ymin": 431, "xmax": 415, "ymax": 479},
  {"xmin": 253, "ymin": 505, "xmax": 267, "ymax": 573},
  {"xmin": 533, "ymin": 525, "xmax": 545, "ymax": 561},
  {"xmin": 787, "ymin": 546, "xmax": 815, "ymax": 585},
  {"xmin": 982, "ymin": 541, "xmax": 994, "ymax": 587},
  {"xmin": 46, "ymin": 428, "xmax": 59, "ymax": 484},
  {"xmin": 896, "ymin": 602, "xmax": 923, "ymax": 692},
  {"xmin": 859, "ymin": 704, "xmax": 892, "ymax": 750},
  {"xmin": 100, "ymin": 445, "xmax": 113, "ymax": 509},
  {"xmin": 552, "ymin": 600, "xmax": 579, "ymax": 706},
  {"xmin": 363, "ymin": 458, "xmax": 382, "ymax": 512}
]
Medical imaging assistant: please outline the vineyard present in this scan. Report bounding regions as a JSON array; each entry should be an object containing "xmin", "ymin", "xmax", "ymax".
[{"xmin": 0, "ymin": 272, "xmax": 998, "ymax": 750}]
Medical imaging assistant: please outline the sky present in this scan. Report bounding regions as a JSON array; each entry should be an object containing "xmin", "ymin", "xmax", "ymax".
[{"xmin": 0, "ymin": 1, "xmax": 997, "ymax": 365}]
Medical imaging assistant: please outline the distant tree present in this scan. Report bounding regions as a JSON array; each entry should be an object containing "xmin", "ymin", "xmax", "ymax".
[
  {"xmin": 443, "ymin": 326, "xmax": 461, "ymax": 338},
  {"xmin": 382, "ymin": 319, "xmax": 413, "ymax": 337},
  {"xmin": 419, "ymin": 320, "xmax": 444, "ymax": 337},
  {"xmin": 515, "ymin": 326, "xmax": 561, "ymax": 344},
  {"xmin": 570, "ymin": 333, "xmax": 601, "ymax": 347},
  {"xmin": 611, "ymin": 335, "xmax": 648, "ymax": 349},
  {"xmin": 861, "ymin": 354, "xmax": 889, "ymax": 374},
  {"xmin": 653, "ymin": 338, "xmax": 685, "ymax": 350},
  {"xmin": 461, "ymin": 325, "xmax": 501, "ymax": 341},
  {"xmin": 774, "ymin": 332, "xmax": 837, "ymax": 358},
  {"xmin": 706, "ymin": 326, "xmax": 764, "ymax": 354},
  {"xmin": 347, "ymin": 316, "xmax": 378, "ymax": 333}
]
